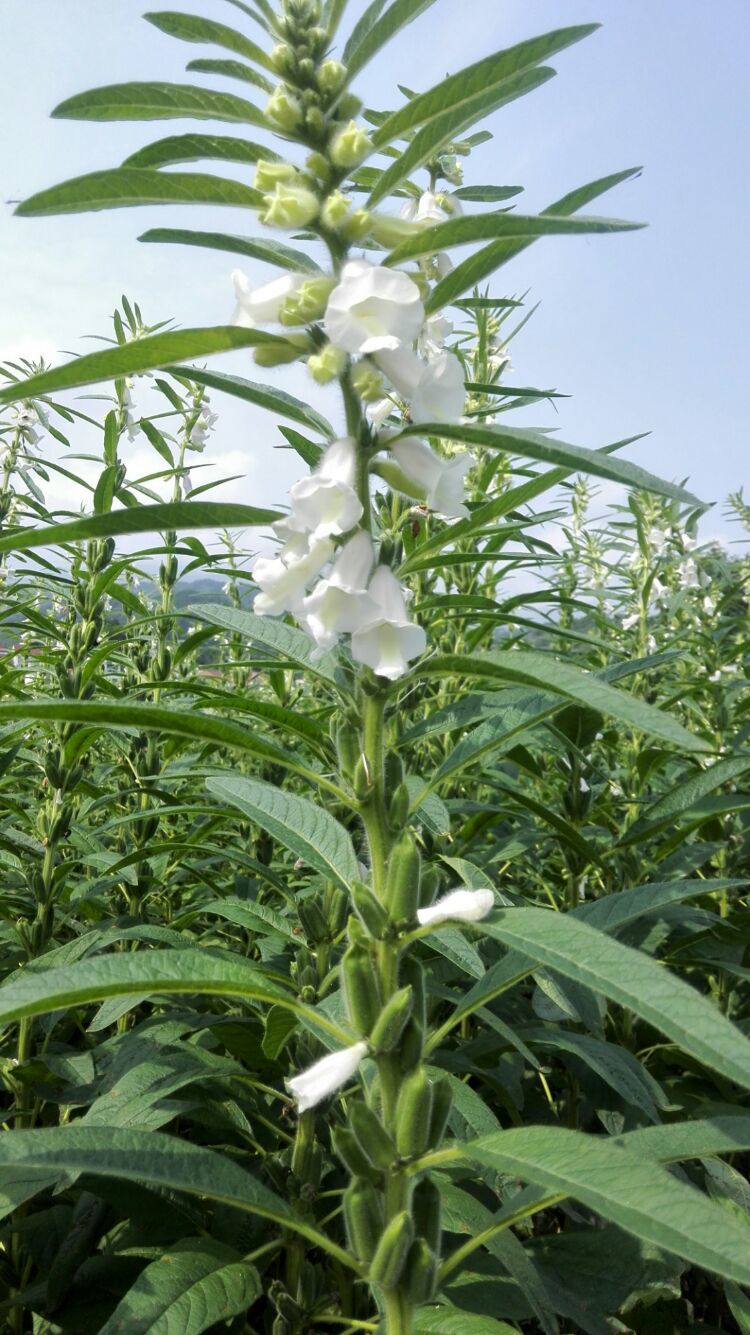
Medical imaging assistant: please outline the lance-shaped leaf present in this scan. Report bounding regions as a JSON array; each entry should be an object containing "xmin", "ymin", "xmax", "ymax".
[
  {"xmin": 414, "ymin": 1311, "xmax": 520, "ymax": 1334},
  {"xmin": 208, "ymin": 775, "xmax": 358, "ymax": 890},
  {"xmin": 462, "ymin": 1125, "xmax": 750, "ymax": 1285},
  {"xmin": 426, "ymin": 165, "xmax": 642, "ymax": 312},
  {"xmin": 0, "ymin": 1127, "xmax": 354, "ymax": 1265},
  {"xmin": 0, "ymin": 502, "xmax": 280, "ymax": 556},
  {"xmin": 16, "ymin": 168, "xmax": 262, "ymax": 218},
  {"xmin": 139, "ymin": 226, "xmax": 321, "ymax": 272},
  {"xmin": 166, "ymin": 366, "xmax": 334, "ymax": 437},
  {"xmin": 144, "ymin": 11, "xmax": 273, "ymax": 70},
  {"xmin": 124, "ymin": 132, "xmax": 276, "ymax": 168},
  {"xmin": 187, "ymin": 603, "xmax": 339, "ymax": 682},
  {"xmin": 344, "ymin": 0, "xmax": 440, "ymax": 79},
  {"xmin": 50, "ymin": 81, "xmax": 266, "ymax": 125},
  {"xmin": 0, "ymin": 949, "xmax": 347, "ymax": 1041},
  {"xmin": 386, "ymin": 210, "xmax": 643, "ymax": 265},
  {"xmin": 479, "ymin": 909, "xmax": 750, "ymax": 1091},
  {"xmin": 416, "ymin": 650, "xmax": 709, "ymax": 753},
  {"xmin": 0, "ymin": 326, "xmax": 291, "ymax": 408},
  {"xmin": 99, "ymin": 1239, "xmax": 261, "ymax": 1335},
  {"xmin": 185, "ymin": 57, "xmax": 274, "ymax": 93},
  {"xmin": 390, "ymin": 420, "xmax": 695, "ymax": 504}
]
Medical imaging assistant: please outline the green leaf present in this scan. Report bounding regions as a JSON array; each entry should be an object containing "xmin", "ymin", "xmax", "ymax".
[
  {"xmin": 371, "ymin": 27, "xmax": 596, "ymax": 150},
  {"xmin": 453, "ymin": 186, "xmax": 524, "ymax": 202},
  {"xmin": 426, "ymin": 166, "xmax": 642, "ymax": 312},
  {"xmin": 619, "ymin": 755, "xmax": 750, "ymax": 844},
  {"xmin": 185, "ymin": 57, "xmax": 274, "ymax": 93},
  {"xmin": 16, "ymin": 168, "xmax": 262, "ymax": 218},
  {"xmin": 208, "ymin": 775, "xmax": 358, "ymax": 890},
  {"xmin": 344, "ymin": 0, "xmax": 440, "ymax": 81},
  {"xmin": 99, "ymin": 1239, "xmax": 261, "ymax": 1335},
  {"xmin": 0, "ymin": 501, "xmax": 280, "ymax": 556},
  {"xmin": 465, "ymin": 1124, "xmax": 750, "ymax": 1285},
  {"xmin": 386, "ymin": 210, "xmax": 643, "ymax": 265},
  {"xmin": 576, "ymin": 878, "xmax": 748, "ymax": 934},
  {"xmin": 124, "ymin": 133, "xmax": 275, "ymax": 168},
  {"xmin": 187, "ymin": 603, "xmax": 338, "ymax": 682},
  {"xmin": 480, "ymin": 908, "xmax": 750, "ymax": 1091},
  {"xmin": 51, "ymin": 81, "xmax": 265, "ymax": 125},
  {"xmin": 0, "ymin": 949, "xmax": 347, "ymax": 1041},
  {"xmin": 139, "ymin": 226, "xmax": 321, "ymax": 272},
  {"xmin": 368, "ymin": 67, "xmax": 555, "ymax": 207},
  {"xmin": 620, "ymin": 1115, "xmax": 750, "ymax": 1162},
  {"xmin": 0, "ymin": 326, "xmax": 289, "ymax": 407},
  {"xmin": 144, "ymin": 11, "xmax": 273, "ymax": 70},
  {"xmin": 0, "ymin": 1127, "xmax": 353, "ymax": 1264},
  {"xmin": 519, "ymin": 1028, "xmax": 667, "ymax": 1121},
  {"xmin": 414, "ymin": 1313, "xmax": 519, "ymax": 1335},
  {"xmin": 416, "ymin": 650, "xmax": 709, "ymax": 754},
  {"xmin": 166, "ymin": 365, "xmax": 334, "ymax": 437}
]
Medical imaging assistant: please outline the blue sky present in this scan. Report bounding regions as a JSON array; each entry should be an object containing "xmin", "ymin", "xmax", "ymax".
[{"xmin": 1, "ymin": 0, "xmax": 747, "ymax": 544}]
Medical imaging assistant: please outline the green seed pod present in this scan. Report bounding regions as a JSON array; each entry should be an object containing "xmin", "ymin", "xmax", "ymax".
[
  {"xmin": 298, "ymin": 898, "xmax": 329, "ymax": 944},
  {"xmin": 384, "ymin": 831, "xmax": 421, "ymax": 923},
  {"xmin": 419, "ymin": 862, "xmax": 441, "ymax": 908},
  {"xmin": 344, "ymin": 1179, "xmax": 384, "ymax": 1262},
  {"xmin": 369, "ymin": 1210, "xmax": 414, "ymax": 1290},
  {"xmin": 412, "ymin": 1178, "xmax": 442, "ymax": 1255},
  {"xmin": 351, "ymin": 879, "xmax": 389, "ymax": 938},
  {"xmin": 405, "ymin": 1238, "xmax": 438, "ymax": 1303},
  {"xmin": 388, "ymin": 782, "xmax": 411, "ymax": 833},
  {"xmin": 427, "ymin": 1074, "xmax": 454, "ymax": 1149},
  {"xmin": 400, "ymin": 956, "xmax": 426, "ymax": 1030},
  {"xmin": 352, "ymin": 754, "xmax": 373, "ymax": 801},
  {"xmin": 349, "ymin": 1102, "xmax": 397, "ymax": 1171},
  {"xmin": 397, "ymin": 1016, "xmax": 424, "ymax": 1073},
  {"xmin": 395, "ymin": 1067, "xmax": 433, "ymax": 1159},
  {"xmin": 347, "ymin": 914, "xmax": 371, "ymax": 949},
  {"xmin": 342, "ymin": 943, "xmax": 381, "ymax": 1034},
  {"xmin": 384, "ymin": 752, "xmax": 405, "ymax": 792},
  {"xmin": 331, "ymin": 1125, "xmax": 381, "ymax": 1182},
  {"xmin": 369, "ymin": 986, "xmax": 414, "ymax": 1054},
  {"xmin": 324, "ymin": 884, "xmax": 349, "ymax": 936},
  {"xmin": 334, "ymin": 717, "xmax": 360, "ymax": 780}
]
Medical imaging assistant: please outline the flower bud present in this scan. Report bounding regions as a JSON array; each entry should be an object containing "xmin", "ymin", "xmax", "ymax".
[
  {"xmin": 384, "ymin": 831, "xmax": 421, "ymax": 923},
  {"xmin": 305, "ymin": 106, "xmax": 327, "ymax": 138},
  {"xmin": 337, "ymin": 92, "xmax": 363, "ymax": 120},
  {"xmin": 369, "ymin": 985, "xmax": 413, "ymax": 1053},
  {"xmin": 297, "ymin": 56, "xmax": 316, "ymax": 81},
  {"xmin": 395, "ymin": 1067, "xmax": 433, "ymax": 1158},
  {"xmin": 344, "ymin": 1179, "xmax": 384, "ymax": 1262},
  {"xmin": 253, "ymin": 159, "xmax": 298, "ymax": 192},
  {"xmin": 270, "ymin": 43, "xmax": 295, "ymax": 76},
  {"xmin": 279, "ymin": 275, "xmax": 336, "ymax": 325},
  {"xmin": 368, "ymin": 212, "xmax": 423, "ymax": 248},
  {"xmin": 254, "ymin": 333, "xmax": 311, "ymax": 367},
  {"xmin": 317, "ymin": 58, "xmax": 346, "ymax": 95},
  {"xmin": 306, "ymin": 149, "xmax": 332, "ymax": 181},
  {"xmin": 261, "ymin": 182, "xmax": 320, "ymax": 229},
  {"xmin": 369, "ymin": 1211, "xmax": 414, "ymax": 1290},
  {"xmin": 329, "ymin": 119, "xmax": 373, "ymax": 169},
  {"xmin": 320, "ymin": 188, "xmax": 352, "ymax": 230},
  {"xmin": 265, "ymin": 84, "xmax": 304, "ymax": 133},
  {"xmin": 351, "ymin": 361, "xmax": 385, "ymax": 403},
  {"xmin": 340, "ymin": 207, "xmax": 373, "ymax": 241},
  {"xmin": 307, "ymin": 342, "xmax": 348, "ymax": 384}
]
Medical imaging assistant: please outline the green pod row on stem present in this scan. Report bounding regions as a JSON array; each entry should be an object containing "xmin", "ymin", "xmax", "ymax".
[
  {"xmin": 369, "ymin": 985, "xmax": 413, "ymax": 1053},
  {"xmin": 412, "ymin": 1177, "xmax": 442, "ymax": 1255},
  {"xmin": 344, "ymin": 1179, "xmax": 384, "ymax": 1263},
  {"xmin": 349, "ymin": 1102, "xmax": 397, "ymax": 1172},
  {"xmin": 405, "ymin": 1237, "xmax": 438, "ymax": 1303},
  {"xmin": 384, "ymin": 831, "xmax": 421, "ymax": 924},
  {"xmin": 395, "ymin": 1067, "xmax": 433, "ymax": 1159},
  {"xmin": 332, "ymin": 1125, "xmax": 381, "ymax": 1183},
  {"xmin": 369, "ymin": 1210, "xmax": 414, "ymax": 1290},
  {"xmin": 351, "ymin": 880, "xmax": 390, "ymax": 938},
  {"xmin": 341, "ymin": 942, "xmax": 381, "ymax": 1034}
]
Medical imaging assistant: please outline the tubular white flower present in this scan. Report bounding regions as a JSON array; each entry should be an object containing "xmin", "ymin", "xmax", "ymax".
[
  {"xmin": 390, "ymin": 435, "xmax": 471, "ymax": 519},
  {"xmin": 324, "ymin": 260, "xmax": 424, "ymax": 354},
  {"xmin": 375, "ymin": 348, "xmax": 465, "ymax": 424},
  {"xmin": 301, "ymin": 530, "xmax": 376, "ymax": 650},
  {"xmin": 232, "ymin": 269, "xmax": 307, "ymax": 328},
  {"xmin": 417, "ymin": 887, "xmax": 496, "ymax": 927},
  {"xmin": 286, "ymin": 437, "xmax": 363, "ymax": 540},
  {"xmin": 253, "ymin": 534, "xmax": 334, "ymax": 617},
  {"xmin": 350, "ymin": 565, "xmax": 427, "ymax": 681},
  {"xmin": 419, "ymin": 312, "xmax": 453, "ymax": 360},
  {"xmin": 286, "ymin": 1040, "xmax": 368, "ymax": 1112}
]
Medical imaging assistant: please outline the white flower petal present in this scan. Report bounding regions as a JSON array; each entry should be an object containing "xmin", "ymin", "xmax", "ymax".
[
  {"xmin": 416, "ymin": 888, "xmax": 495, "ymax": 927},
  {"xmin": 324, "ymin": 260, "xmax": 424, "ymax": 355},
  {"xmin": 286, "ymin": 1040, "xmax": 369, "ymax": 1112}
]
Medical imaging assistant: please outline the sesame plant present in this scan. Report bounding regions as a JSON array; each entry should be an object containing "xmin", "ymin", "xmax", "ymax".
[{"xmin": 0, "ymin": 2, "xmax": 749, "ymax": 1333}]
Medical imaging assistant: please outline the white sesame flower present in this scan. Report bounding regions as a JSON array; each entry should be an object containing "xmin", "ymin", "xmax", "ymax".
[
  {"xmin": 621, "ymin": 612, "xmax": 640, "ymax": 631},
  {"xmin": 350, "ymin": 566, "xmax": 427, "ymax": 681},
  {"xmin": 301, "ymin": 530, "xmax": 376, "ymax": 650},
  {"xmin": 232, "ymin": 269, "xmax": 307, "ymax": 327},
  {"xmin": 285, "ymin": 437, "xmax": 363, "ymax": 541},
  {"xmin": 375, "ymin": 348, "xmax": 465, "ymax": 424},
  {"xmin": 324, "ymin": 260, "xmax": 424, "ymax": 355},
  {"xmin": 645, "ymin": 634, "xmax": 657, "ymax": 654},
  {"xmin": 678, "ymin": 558, "xmax": 700, "ymax": 589},
  {"xmin": 702, "ymin": 595, "xmax": 715, "ymax": 614},
  {"xmin": 419, "ymin": 312, "xmax": 453, "ymax": 360},
  {"xmin": 253, "ymin": 534, "xmax": 334, "ymax": 617},
  {"xmin": 399, "ymin": 190, "xmax": 445, "ymax": 226},
  {"xmin": 286, "ymin": 1040, "xmax": 368, "ymax": 1113},
  {"xmin": 417, "ymin": 887, "xmax": 495, "ymax": 927},
  {"xmin": 390, "ymin": 435, "xmax": 471, "ymax": 519}
]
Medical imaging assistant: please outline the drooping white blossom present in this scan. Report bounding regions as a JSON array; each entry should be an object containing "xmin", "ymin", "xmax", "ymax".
[
  {"xmin": 350, "ymin": 565, "xmax": 427, "ymax": 681},
  {"xmin": 419, "ymin": 312, "xmax": 453, "ymax": 360},
  {"xmin": 286, "ymin": 1040, "xmax": 368, "ymax": 1113},
  {"xmin": 324, "ymin": 260, "xmax": 424, "ymax": 354},
  {"xmin": 390, "ymin": 435, "xmax": 471, "ymax": 519},
  {"xmin": 285, "ymin": 437, "xmax": 363, "ymax": 541},
  {"xmin": 417, "ymin": 887, "xmax": 495, "ymax": 927},
  {"xmin": 301, "ymin": 530, "xmax": 376, "ymax": 650},
  {"xmin": 232, "ymin": 269, "xmax": 307, "ymax": 327},
  {"xmin": 253, "ymin": 534, "xmax": 334, "ymax": 617},
  {"xmin": 376, "ymin": 347, "xmax": 465, "ymax": 424}
]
